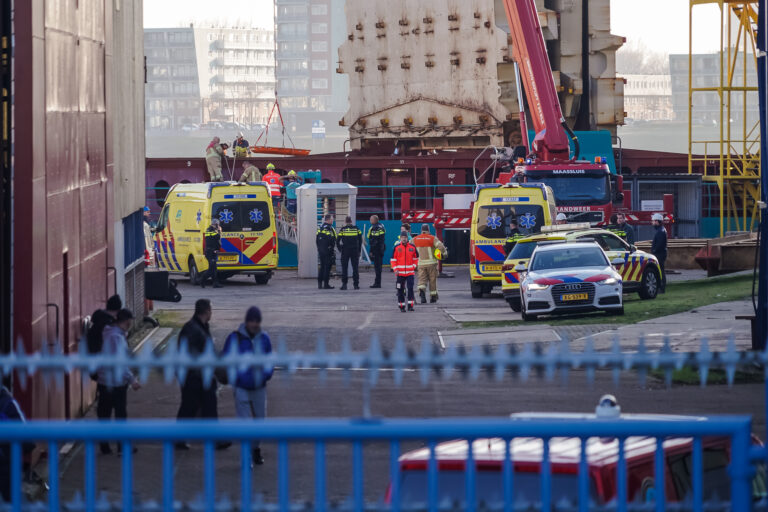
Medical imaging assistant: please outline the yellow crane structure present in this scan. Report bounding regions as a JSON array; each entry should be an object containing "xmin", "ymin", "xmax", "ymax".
[{"xmin": 689, "ymin": 0, "xmax": 760, "ymax": 236}]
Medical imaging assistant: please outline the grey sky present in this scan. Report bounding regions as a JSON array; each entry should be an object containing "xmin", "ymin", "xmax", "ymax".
[{"xmin": 143, "ymin": 0, "xmax": 722, "ymax": 55}]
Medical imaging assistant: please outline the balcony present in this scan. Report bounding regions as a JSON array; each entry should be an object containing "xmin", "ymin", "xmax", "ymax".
[
  {"xmin": 212, "ymin": 57, "xmax": 275, "ymax": 68},
  {"xmin": 276, "ymin": 32, "xmax": 309, "ymax": 43},
  {"xmin": 211, "ymin": 74, "xmax": 276, "ymax": 84},
  {"xmin": 210, "ymin": 40, "xmax": 274, "ymax": 51}
]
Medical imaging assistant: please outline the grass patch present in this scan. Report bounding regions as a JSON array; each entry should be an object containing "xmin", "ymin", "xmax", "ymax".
[
  {"xmin": 461, "ymin": 273, "xmax": 755, "ymax": 328},
  {"xmin": 151, "ymin": 310, "xmax": 186, "ymax": 329},
  {"xmin": 649, "ymin": 366, "xmax": 764, "ymax": 386}
]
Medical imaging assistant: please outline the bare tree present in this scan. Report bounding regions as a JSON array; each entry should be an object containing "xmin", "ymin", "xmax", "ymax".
[{"xmin": 617, "ymin": 40, "xmax": 670, "ymax": 75}]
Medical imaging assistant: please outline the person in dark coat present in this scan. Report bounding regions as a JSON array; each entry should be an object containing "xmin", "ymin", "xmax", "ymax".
[
  {"xmin": 316, "ymin": 214, "xmax": 337, "ymax": 289},
  {"xmin": 367, "ymin": 215, "xmax": 386, "ymax": 288},
  {"xmin": 337, "ymin": 216, "xmax": 363, "ymax": 290},
  {"xmin": 175, "ymin": 298, "xmax": 230, "ymax": 450},
  {"xmin": 200, "ymin": 219, "xmax": 223, "ymax": 288},
  {"xmin": 650, "ymin": 213, "xmax": 668, "ymax": 293},
  {"xmin": 615, "ymin": 213, "xmax": 635, "ymax": 246}
]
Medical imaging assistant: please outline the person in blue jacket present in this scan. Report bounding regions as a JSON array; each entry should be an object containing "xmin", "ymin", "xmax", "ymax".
[{"xmin": 222, "ymin": 306, "xmax": 273, "ymax": 465}]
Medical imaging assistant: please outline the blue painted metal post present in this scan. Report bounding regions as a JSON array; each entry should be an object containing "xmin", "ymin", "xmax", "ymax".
[
  {"xmin": 692, "ymin": 437, "xmax": 703, "ymax": 512},
  {"xmin": 578, "ymin": 438, "xmax": 589, "ymax": 512},
  {"xmin": 654, "ymin": 439, "xmax": 666, "ymax": 511},
  {"xmin": 389, "ymin": 440, "xmax": 401, "ymax": 512},
  {"xmin": 10, "ymin": 442, "xmax": 20, "ymax": 512},
  {"xmin": 617, "ymin": 438, "xmax": 627, "ymax": 511},
  {"xmin": 84, "ymin": 441, "xmax": 95, "ymax": 512},
  {"xmin": 315, "ymin": 441, "xmax": 327, "ymax": 512},
  {"xmin": 465, "ymin": 439, "xmax": 476, "ymax": 512},
  {"xmin": 729, "ymin": 423, "xmax": 755, "ymax": 510},
  {"xmin": 277, "ymin": 441, "xmax": 289, "ymax": 512},
  {"xmin": 757, "ymin": 0, "xmax": 768, "ymax": 437},
  {"xmin": 241, "ymin": 441, "xmax": 252, "ymax": 511},
  {"xmin": 204, "ymin": 441, "xmax": 215, "ymax": 509},
  {"xmin": 502, "ymin": 439, "xmax": 514, "ymax": 512},
  {"xmin": 427, "ymin": 441, "xmax": 438, "ymax": 512},
  {"xmin": 541, "ymin": 438, "xmax": 551, "ymax": 512},
  {"xmin": 162, "ymin": 442, "xmax": 174, "ymax": 512},
  {"xmin": 122, "ymin": 441, "xmax": 133, "ymax": 512},
  {"xmin": 48, "ymin": 441, "xmax": 59, "ymax": 512}
]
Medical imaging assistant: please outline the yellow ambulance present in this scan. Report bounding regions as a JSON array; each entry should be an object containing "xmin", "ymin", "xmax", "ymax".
[
  {"xmin": 153, "ymin": 182, "xmax": 278, "ymax": 284},
  {"xmin": 470, "ymin": 183, "xmax": 557, "ymax": 298}
]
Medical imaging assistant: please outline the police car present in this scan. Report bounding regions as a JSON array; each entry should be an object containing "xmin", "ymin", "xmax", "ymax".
[
  {"xmin": 501, "ymin": 224, "xmax": 662, "ymax": 312},
  {"xmin": 518, "ymin": 241, "xmax": 625, "ymax": 320}
]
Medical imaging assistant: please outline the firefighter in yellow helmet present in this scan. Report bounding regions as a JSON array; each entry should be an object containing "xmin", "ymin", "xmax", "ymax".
[{"xmin": 413, "ymin": 224, "xmax": 448, "ymax": 303}]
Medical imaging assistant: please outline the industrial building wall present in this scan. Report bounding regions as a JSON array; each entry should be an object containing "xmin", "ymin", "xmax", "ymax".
[
  {"xmin": 110, "ymin": 0, "xmax": 146, "ymax": 319},
  {"xmin": 12, "ymin": 0, "xmax": 144, "ymax": 420}
]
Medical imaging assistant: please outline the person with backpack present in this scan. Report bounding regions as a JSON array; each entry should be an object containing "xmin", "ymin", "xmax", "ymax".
[
  {"xmin": 0, "ymin": 385, "xmax": 35, "ymax": 503},
  {"xmin": 96, "ymin": 309, "xmax": 141, "ymax": 455},
  {"xmin": 86, "ymin": 295, "xmax": 122, "ymax": 380},
  {"xmin": 222, "ymin": 306, "xmax": 273, "ymax": 466}
]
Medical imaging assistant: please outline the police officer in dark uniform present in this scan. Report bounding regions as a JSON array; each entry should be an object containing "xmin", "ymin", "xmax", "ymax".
[
  {"xmin": 337, "ymin": 216, "xmax": 363, "ymax": 290},
  {"xmin": 367, "ymin": 215, "xmax": 386, "ymax": 288},
  {"xmin": 200, "ymin": 219, "xmax": 222, "ymax": 288},
  {"xmin": 316, "ymin": 214, "xmax": 337, "ymax": 289},
  {"xmin": 651, "ymin": 213, "xmax": 668, "ymax": 293},
  {"xmin": 503, "ymin": 218, "xmax": 524, "ymax": 256}
]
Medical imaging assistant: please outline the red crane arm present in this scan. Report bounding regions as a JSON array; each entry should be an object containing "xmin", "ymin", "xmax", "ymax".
[{"xmin": 500, "ymin": 0, "xmax": 571, "ymax": 161}]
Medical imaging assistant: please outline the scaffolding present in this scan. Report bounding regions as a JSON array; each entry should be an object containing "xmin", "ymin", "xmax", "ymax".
[{"xmin": 689, "ymin": 0, "xmax": 761, "ymax": 236}]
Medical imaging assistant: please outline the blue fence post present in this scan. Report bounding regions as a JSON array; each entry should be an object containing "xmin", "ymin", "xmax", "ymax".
[
  {"xmin": 465, "ymin": 438, "xmax": 476, "ymax": 512},
  {"xmin": 278, "ymin": 441, "xmax": 289, "ymax": 512},
  {"xmin": 729, "ymin": 421, "xmax": 755, "ymax": 511},
  {"xmin": 541, "ymin": 438, "xmax": 551, "ymax": 512},
  {"xmin": 427, "ymin": 440, "xmax": 438, "ymax": 512},
  {"xmin": 241, "ymin": 441, "xmax": 252, "ymax": 511},
  {"xmin": 578, "ymin": 437, "xmax": 589, "ymax": 512},
  {"xmin": 389, "ymin": 440, "xmax": 401, "ymax": 512},
  {"xmin": 654, "ymin": 438, "xmax": 666, "ymax": 511},
  {"xmin": 617, "ymin": 437, "xmax": 627, "ymax": 512},
  {"xmin": 48, "ymin": 441, "xmax": 59, "ymax": 512},
  {"xmin": 162, "ymin": 441, "xmax": 174, "ymax": 512},
  {"xmin": 84, "ymin": 441, "xmax": 95, "ymax": 512},
  {"xmin": 315, "ymin": 440, "xmax": 327, "ymax": 512},
  {"xmin": 204, "ymin": 441, "xmax": 215, "ymax": 509},
  {"xmin": 122, "ymin": 441, "xmax": 133, "ymax": 512},
  {"xmin": 352, "ymin": 441, "xmax": 364, "ymax": 512},
  {"xmin": 692, "ymin": 437, "xmax": 703, "ymax": 512},
  {"xmin": 502, "ymin": 438, "xmax": 514, "ymax": 512}
]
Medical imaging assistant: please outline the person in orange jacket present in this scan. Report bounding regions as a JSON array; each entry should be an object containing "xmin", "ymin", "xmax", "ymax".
[
  {"xmin": 391, "ymin": 232, "xmax": 419, "ymax": 312},
  {"xmin": 262, "ymin": 163, "xmax": 282, "ymax": 212}
]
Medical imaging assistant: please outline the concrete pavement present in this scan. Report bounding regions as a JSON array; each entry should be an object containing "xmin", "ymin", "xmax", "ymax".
[{"xmin": 51, "ymin": 266, "xmax": 762, "ymax": 505}]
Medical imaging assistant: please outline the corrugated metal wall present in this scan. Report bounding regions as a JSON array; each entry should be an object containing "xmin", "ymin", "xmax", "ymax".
[{"xmin": 12, "ymin": 0, "xmax": 144, "ymax": 420}]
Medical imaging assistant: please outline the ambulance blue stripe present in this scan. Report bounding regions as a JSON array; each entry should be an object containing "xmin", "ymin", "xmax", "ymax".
[
  {"xmin": 476, "ymin": 245, "xmax": 506, "ymax": 262},
  {"xmin": 159, "ymin": 240, "xmax": 174, "ymax": 271},
  {"xmin": 168, "ymin": 239, "xmax": 182, "ymax": 271},
  {"xmin": 154, "ymin": 240, "xmax": 168, "ymax": 269},
  {"xmin": 223, "ymin": 194, "xmax": 257, "ymax": 199},
  {"xmin": 220, "ymin": 238, "xmax": 247, "ymax": 265}
]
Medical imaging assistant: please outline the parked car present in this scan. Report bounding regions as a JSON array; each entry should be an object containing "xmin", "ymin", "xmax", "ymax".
[
  {"xmin": 387, "ymin": 396, "xmax": 767, "ymax": 508},
  {"xmin": 180, "ymin": 123, "xmax": 199, "ymax": 132},
  {"xmin": 518, "ymin": 241, "xmax": 624, "ymax": 320},
  {"xmin": 501, "ymin": 227, "xmax": 662, "ymax": 312}
]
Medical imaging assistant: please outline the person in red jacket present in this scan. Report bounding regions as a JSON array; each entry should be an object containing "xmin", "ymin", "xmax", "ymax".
[
  {"xmin": 391, "ymin": 232, "xmax": 419, "ymax": 312},
  {"xmin": 262, "ymin": 163, "xmax": 282, "ymax": 212}
]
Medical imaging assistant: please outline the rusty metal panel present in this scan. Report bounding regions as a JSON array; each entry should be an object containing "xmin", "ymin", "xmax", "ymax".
[
  {"xmin": 78, "ymin": 39, "xmax": 106, "ymax": 112},
  {"xmin": 44, "ymin": 31, "xmax": 78, "ymax": 112}
]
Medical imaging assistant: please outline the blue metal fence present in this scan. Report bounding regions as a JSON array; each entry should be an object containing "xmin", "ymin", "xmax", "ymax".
[{"xmin": 0, "ymin": 338, "xmax": 765, "ymax": 510}]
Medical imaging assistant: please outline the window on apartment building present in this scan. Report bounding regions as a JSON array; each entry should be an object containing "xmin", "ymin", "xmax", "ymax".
[
  {"xmin": 311, "ymin": 41, "xmax": 328, "ymax": 52},
  {"xmin": 311, "ymin": 60, "xmax": 328, "ymax": 71},
  {"xmin": 311, "ymin": 78, "xmax": 328, "ymax": 89},
  {"xmin": 311, "ymin": 23, "xmax": 328, "ymax": 34},
  {"xmin": 311, "ymin": 4, "xmax": 328, "ymax": 15},
  {"xmin": 151, "ymin": 66, "xmax": 169, "ymax": 77}
]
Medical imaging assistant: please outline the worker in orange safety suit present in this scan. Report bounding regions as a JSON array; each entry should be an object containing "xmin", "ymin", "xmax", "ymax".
[
  {"xmin": 391, "ymin": 232, "xmax": 419, "ymax": 312},
  {"xmin": 262, "ymin": 163, "xmax": 282, "ymax": 212}
]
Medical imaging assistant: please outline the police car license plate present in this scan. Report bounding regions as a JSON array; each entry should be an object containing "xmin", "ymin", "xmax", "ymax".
[
  {"xmin": 483, "ymin": 264, "xmax": 501, "ymax": 272},
  {"xmin": 218, "ymin": 254, "xmax": 238, "ymax": 264},
  {"xmin": 561, "ymin": 293, "xmax": 588, "ymax": 301}
]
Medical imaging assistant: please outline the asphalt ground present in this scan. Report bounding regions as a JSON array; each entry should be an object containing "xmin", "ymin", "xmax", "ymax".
[{"xmin": 54, "ymin": 266, "xmax": 764, "ymax": 505}]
